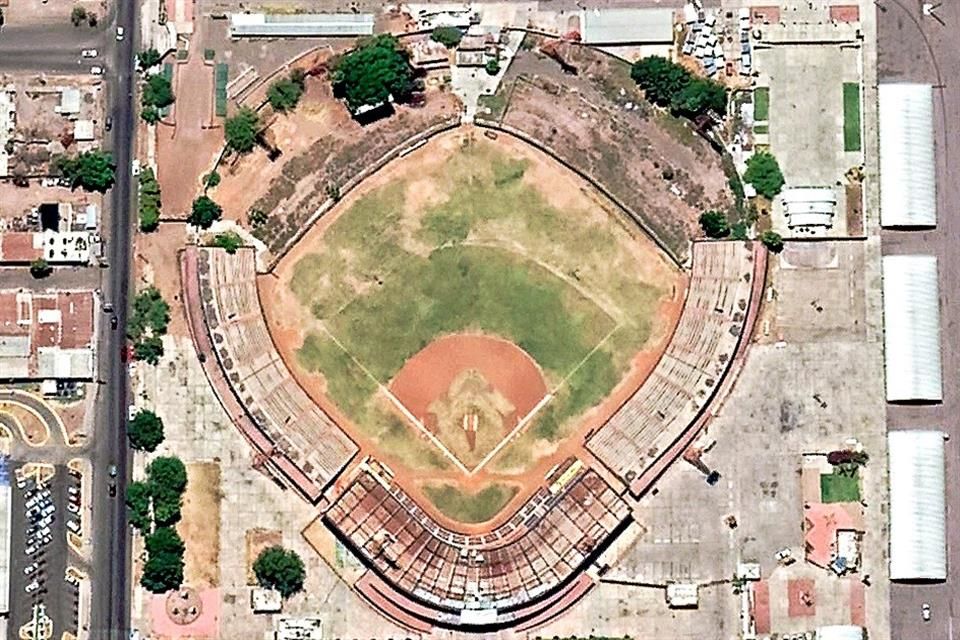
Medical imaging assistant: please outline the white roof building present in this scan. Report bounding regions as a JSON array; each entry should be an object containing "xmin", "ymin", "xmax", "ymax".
[
  {"xmin": 229, "ymin": 13, "xmax": 375, "ymax": 37},
  {"xmin": 879, "ymin": 83, "xmax": 936, "ymax": 227},
  {"xmin": 581, "ymin": 8, "xmax": 675, "ymax": 45},
  {"xmin": 882, "ymin": 254, "xmax": 942, "ymax": 402},
  {"xmin": 781, "ymin": 187, "xmax": 837, "ymax": 228},
  {"xmin": 888, "ymin": 430, "xmax": 946, "ymax": 581}
]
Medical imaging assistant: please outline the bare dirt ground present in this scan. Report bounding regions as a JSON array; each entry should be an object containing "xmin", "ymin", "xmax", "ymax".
[
  {"xmin": 481, "ymin": 40, "xmax": 734, "ymax": 262},
  {"xmin": 156, "ymin": 29, "xmax": 222, "ymax": 219},
  {"xmin": 133, "ymin": 223, "xmax": 189, "ymax": 337},
  {"xmin": 0, "ymin": 404, "xmax": 48, "ymax": 445},
  {"xmin": 0, "ymin": 183, "xmax": 95, "ymax": 225},
  {"xmin": 244, "ymin": 528, "xmax": 282, "ymax": 586},
  {"xmin": 177, "ymin": 462, "xmax": 222, "ymax": 589},
  {"xmin": 1, "ymin": 0, "xmax": 103, "ymax": 25}
]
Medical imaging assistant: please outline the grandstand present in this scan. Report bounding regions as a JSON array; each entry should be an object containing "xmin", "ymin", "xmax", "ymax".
[
  {"xmin": 182, "ymin": 246, "xmax": 358, "ymax": 499},
  {"xmin": 324, "ymin": 458, "xmax": 630, "ymax": 631},
  {"xmin": 586, "ymin": 241, "xmax": 764, "ymax": 496}
]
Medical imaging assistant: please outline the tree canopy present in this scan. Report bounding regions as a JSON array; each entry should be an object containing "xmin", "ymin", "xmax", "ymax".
[
  {"xmin": 743, "ymin": 151, "xmax": 785, "ymax": 199},
  {"xmin": 267, "ymin": 70, "xmax": 306, "ymax": 113},
  {"xmin": 29, "ymin": 258, "xmax": 51, "ymax": 279},
  {"xmin": 630, "ymin": 56, "xmax": 727, "ymax": 118},
  {"xmin": 190, "ymin": 195, "xmax": 222, "ymax": 229},
  {"xmin": 224, "ymin": 107, "xmax": 260, "ymax": 154},
  {"xmin": 138, "ymin": 48, "xmax": 162, "ymax": 70},
  {"xmin": 332, "ymin": 35, "xmax": 415, "ymax": 114},
  {"xmin": 146, "ymin": 456, "xmax": 187, "ymax": 526},
  {"xmin": 126, "ymin": 480, "xmax": 152, "ymax": 532},
  {"xmin": 760, "ymin": 230, "xmax": 785, "ymax": 253},
  {"xmin": 56, "ymin": 150, "xmax": 116, "ymax": 192},
  {"xmin": 430, "ymin": 26, "xmax": 463, "ymax": 48},
  {"xmin": 128, "ymin": 286, "xmax": 170, "ymax": 342},
  {"xmin": 212, "ymin": 231, "xmax": 243, "ymax": 254},
  {"xmin": 139, "ymin": 167, "xmax": 162, "ymax": 231},
  {"xmin": 698, "ymin": 210, "xmax": 730, "ymax": 238},
  {"xmin": 254, "ymin": 546, "xmax": 306, "ymax": 598},
  {"xmin": 141, "ymin": 549, "xmax": 184, "ymax": 593},
  {"xmin": 128, "ymin": 409, "xmax": 164, "ymax": 452},
  {"xmin": 142, "ymin": 74, "xmax": 175, "ymax": 110},
  {"xmin": 146, "ymin": 526, "xmax": 185, "ymax": 556}
]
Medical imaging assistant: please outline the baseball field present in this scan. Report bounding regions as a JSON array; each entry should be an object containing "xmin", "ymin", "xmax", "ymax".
[{"xmin": 260, "ymin": 129, "xmax": 683, "ymax": 525}]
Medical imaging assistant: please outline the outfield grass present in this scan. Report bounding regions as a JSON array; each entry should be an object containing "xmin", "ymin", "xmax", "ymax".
[
  {"xmin": 422, "ymin": 483, "xmax": 519, "ymax": 523},
  {"xmin": 843, "ymin": 82, "xmax": 861, "ymax": 152},
  {"xmin": 754, "ymin": 87, "xmax": 770, "ymax": 121},
  {"xmin": 820, "ymin": 470, "xmax": 860, "ymax": 503}
]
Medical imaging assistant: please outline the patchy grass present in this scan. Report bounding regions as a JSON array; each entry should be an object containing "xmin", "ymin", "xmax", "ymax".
[
  {"xmin": 843, "ymin": 82, "xmax": 861, "ymax": 152},
  {"xmin": 754, "ymin": 87, "xmax": 770, "ymax": 121},
  {"xmin": 820, "ymin": 470, "xmax": 860, "ymax": 503},
  {"xmin": 422, "ymin": 482, "xmax": 519, "ymax": 523},
  {"xmin": 754, "ymin": 124, "xmax": 769, "ymax": 135}
]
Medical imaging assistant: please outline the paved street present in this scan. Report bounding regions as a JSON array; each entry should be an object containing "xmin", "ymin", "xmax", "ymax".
[{"xmin": 877, "ymin": 0, "xmax": 960, "ymax": 638}]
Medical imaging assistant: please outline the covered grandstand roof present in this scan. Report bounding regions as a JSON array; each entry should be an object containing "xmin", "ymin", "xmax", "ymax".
[
  {"xmin": 888, "ymin": 430, "xmax": 946, "ymax": 581},
  {"xmin": 581, "ymin": 8, "xmax": 675, "ymax": 45},
  {"xmin": 229, "ymin": 12, "xmax": 375, "ymax": 37},
  {"xmin": 882, "ymin": 254, "xmax": 942, "ymax": 402},
  {"xmin": 879, "ymin": 83, "xmax": 936, "ymax": 227}
]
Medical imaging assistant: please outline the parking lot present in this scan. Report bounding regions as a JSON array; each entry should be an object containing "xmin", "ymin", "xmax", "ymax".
[{"xmin": 8, "ymin": 464, "xmax": 84, "ymax": 638}]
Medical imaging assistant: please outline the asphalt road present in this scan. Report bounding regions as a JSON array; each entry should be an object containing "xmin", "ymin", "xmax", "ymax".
[
  {"xmin": 85, "ymin": 0, "xmax": 137, "ymax": 637},
  {"xmin": 877, "ymin": 0, "xmax": 960, "ymax": 638},
  {"xmin": 0, "ymin": 23, "xmax": 107, "ymax": 73}
]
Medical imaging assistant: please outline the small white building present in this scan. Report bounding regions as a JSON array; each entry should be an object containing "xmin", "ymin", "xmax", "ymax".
[
  {"xmin": 581, "ymin": 8, "xmax": 675, "ymax": 45},
  {"xmin": 230, "ymin": 13, "xmax": 375, "ymax": 38}
]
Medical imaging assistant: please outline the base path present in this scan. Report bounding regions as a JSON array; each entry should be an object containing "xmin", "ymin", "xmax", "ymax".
[{"xmin": 388, "ymin": 333, "xmax": 549, "ymax": 428}]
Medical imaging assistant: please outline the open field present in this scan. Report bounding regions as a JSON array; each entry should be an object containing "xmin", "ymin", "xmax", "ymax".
[
  {"xmin": 479, "ymin": 40, "xmax": 734, "ymax": 261},
  {"xmin": 260, "ymin": 129, "xmax": 683, "ymax": 522},
  {"xmin": 178, "ymin": 462, "xmax": 222, "ymax": 588},
  {"xmin": 421, "ymin": 482, "xmax": 520, "ymax": 525}
]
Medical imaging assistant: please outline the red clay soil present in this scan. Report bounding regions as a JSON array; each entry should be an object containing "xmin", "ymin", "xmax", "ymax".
[{"xmin": 389, "ymin": 334, "xmax": 549, "ymax": 426}]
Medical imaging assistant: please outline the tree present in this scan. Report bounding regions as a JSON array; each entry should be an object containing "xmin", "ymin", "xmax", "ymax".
[
  {"xmin": 126, "ymin": 480, "xmax": 152, "ymax": 532},
  {"xmin": 140, "ymin": 105, "xmax": 160, "ymax": 124},
  {"xmin": 142, "ymin": 75, "xmax": 174, "ymax": 109},
  {"xmin": 29, "ymin": 258, "xmax": 52, "ymax": 279},
  {"xmin": 190, "ymin": 195, "xmax": 222, "ymax": 229},
  {"xmin": 743, "ymin": 151, "xmax": 785, "ymax": 199},
  {"xmin": 698, "ymin": 210, "xmax": 730, "ymax": 238},
  {"xmin": 128, "ymin": 409, "xmax": 164, "ymax": 452},
  {"xmin": 331, "ymin": 35, "xmax": 415, "ymax": 114},
  {"xmin": 141, "ymin": 550, "xmax": 184, "ymax": 593},
  {"xmin": 254, "ymin": 546, "xmax": 306, "ymax": 598},
  {"xmin": 267, "ymin": 72, "xmax": 306, "ymax": 113},
  {"xmin": 147, "ymin": 456, "xmax": 187, "ymax": 526},
  {"xmin": 248, "ymin": 208, "xmax": 268, "ymax": 228},
  {"xmin": 430, "ymin": 26, "xmax": 462, "ymax": 48},
  {"xmin": 56, "ymin": 150, "xmax": 116, "ymax": 192},
  {"xmin": 671, "ymin": 77, "xmax": 727, "ymax": 117},
  {"xmin": 138, "ymin": 48, "xmax": 162, "ymax": 71},
  {"xmin": 70, "ymin": 5, "xmax": 87, "ymax": 26},
  {"xmin": 146, "ymin": 526, "xmax": 185, "ymax": 556},
  {"xmin": 760, "ymin": 230, "xmax": 784, "ymax": 253},
  {"xmin": 212, "ymin": 231, "xmax": 243, "ymax": 254},
  {"xmin": 127, "ymin": 286, "xmax": 170, "ymax": 342},
  {"xmin": 138, "ymin": 167, "xmax": 162, "ymax": 232},
  {"xmin": 484, "ymin": 58, "xmax": 501, "ymax": 76},
  {"xmin": 204, "ymin": 171, "xmax": 221, "ymax": 188},
  {"xmin": 224, "ymin": 107, "xmax": 260, "ymax": 154},
  {"xmin": 133, "ymin": 335, "xmax": 164, "ymax": 364},
  {"xmin": 630, "ymin": 56, "xmax": 691, "ymax": 108}
]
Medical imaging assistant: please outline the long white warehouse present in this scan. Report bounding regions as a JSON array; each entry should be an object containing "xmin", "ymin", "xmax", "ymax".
[
  {"xmin": 888, "ymin": 430, "xmax": 946, "ymax": 581},
  {"xmin": 878, "ymin": 83, "xmax": 936, "ymax": 227},
  {"xmin": 882, "ymin": 254, "xmax": 942, "ymax": 402}
]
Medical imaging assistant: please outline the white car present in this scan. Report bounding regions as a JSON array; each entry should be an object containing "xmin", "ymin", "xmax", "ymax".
[
  {"xmin": 90, "ymin": 66, "xmax": 104, "ymax": 76},
  {"xmin": 128, "ymin": 404, "xmax": 137, "ymax": 420},
  {"xmin": 67, "ymin": 503, "xmax": 80, "ymax": 515},
  {"xmin": 40, "ymin": 535, "xmax": 52, "ymax": 546},
  {"xmin": 116, "ymin": 26, "xmax": 124, "ymax": 41},
  {"xmin": 23, "ymin": 563, "xmax": 38, "ymax": 576},
  {"xmin": 67, "ymin": 520, "xmax": 81, "ymax": 534},
  {"xmin": 25, "ymin": 580, "xmax": 39, "ymax": 594},
  {"xmin": 24, "ymin": 543, "xmax": 37, "ymax": 555},
  {"xmin": 81, "ymin": 49, "xmax": 98, "ymax": 58}
]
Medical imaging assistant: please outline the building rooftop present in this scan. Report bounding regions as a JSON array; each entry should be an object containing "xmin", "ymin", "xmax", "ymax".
[{"xmin": 581, "ymin": 8, "xmax": 675, "ymax": 45}]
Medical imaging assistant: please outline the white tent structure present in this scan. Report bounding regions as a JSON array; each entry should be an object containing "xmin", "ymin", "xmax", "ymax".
[
  {"xmin": 882, "ymin": 254, "xmax": 942, "ymax": 402},
  {"xmin": 888, "ymin": 430, "xmax": 946, "ymax": 581},
  {"xmin": 781, "ymin": 187, "xmax": 836, "ymax": 228},
  {"xmin": 879, "ymin": 83, "xmax": 936, "ymax": 227}
]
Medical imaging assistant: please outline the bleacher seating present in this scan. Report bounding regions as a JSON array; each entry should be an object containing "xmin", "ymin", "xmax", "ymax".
[
  {"xmin": 586, "ymin": 241, "xmax": 757, "ymax": 491},
  {"xmin": 194, "ymin": 247, "xmax": 358, "ymax": 492}
]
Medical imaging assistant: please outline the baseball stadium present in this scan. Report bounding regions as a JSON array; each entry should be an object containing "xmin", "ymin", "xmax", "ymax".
[{"xmin": 179, "ymin": 119, "xmax": 766, "ymax": 632}]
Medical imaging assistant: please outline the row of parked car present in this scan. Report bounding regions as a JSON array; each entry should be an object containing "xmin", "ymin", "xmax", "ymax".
[{"xmin": 20, "ymin": 476, "xmax": 84, "ymax": 596}]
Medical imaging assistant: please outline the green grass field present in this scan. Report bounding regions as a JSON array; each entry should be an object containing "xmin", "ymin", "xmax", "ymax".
[
  {"xmin": 843, "ymin": 82, "xmax": 861, "ymax": 152},
  {"xmin": 754, "ymin": 87, "xmax": 770, "ymax": 121},
  {"xmin": 422, "ymin": 483, "xmax": 519, "ymax": 524},
  {"xmin": 820, "ymin": 470, "xmax": 860, "ymax": 503},
  {"xmin": 289, "ymin": 136, "xmax": 671, "ymax": 480}
]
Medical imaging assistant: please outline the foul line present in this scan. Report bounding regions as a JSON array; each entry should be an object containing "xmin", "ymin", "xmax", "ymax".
[
  {"xmin": 554, "ymin": 323, "xmax": 624, "ymax": 393},
  {"xmin": 316, "ymin": 323, "xmax": 471, "ymax": 474},
  {"xmin": 471, "ymin": 392, "xmax": 554, "ymax": 475}
]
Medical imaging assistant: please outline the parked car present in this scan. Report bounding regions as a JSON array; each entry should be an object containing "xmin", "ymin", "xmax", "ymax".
[
  {"xmin": 66, "ymin": 520, "xmax": 81, "ymax": 534},
  {"xmin": 116, "ymin": 26, "xmax": 124, "ymax": 40},
  {"xmin": 90, "ymin": 66, "xmax": 104, "ymax": 76},
  {"xmin": 23, "ymin": 563, "xmax": 38, "ymax": 576},
  {"xmin": 67, "ymin": 503, "xmax": 80, "ymax": 515},
  {"xmin": 24, "ymin": 543, "xmax": 37, "ymax": 555},
  {"xmin": 105, "ymin": 116, "xmax": 113, "ymax": 131},
  {"xmin": 81, "ymin": 49, "xmax": 98, "ymax": 58},
  {"xmin": 40, "ymin": 535, "xmax": 52, "ymax": 546},
  {"xmin": 922, "ymin": 603, "xmax": 931, "ymax": 622},
  {"xmin": 25, "ymin": 580, "xmax": 39, "ymax": 594}
]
